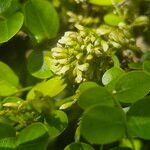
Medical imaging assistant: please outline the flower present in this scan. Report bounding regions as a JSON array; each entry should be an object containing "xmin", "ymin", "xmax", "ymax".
[
  {"xmin": 67, "ymin": 11, "xmax": 100, "ymax": 28},
  {"xmin": 50, "ymin": 25, "xmax": 112, "ymax": 83},
  {"xmin": 50, "ymin": 24, "xmax": 139, "ymax": 83},
  {"xmin": 74, "ymin": 0, "xmax": 86, "ymax": 4}
]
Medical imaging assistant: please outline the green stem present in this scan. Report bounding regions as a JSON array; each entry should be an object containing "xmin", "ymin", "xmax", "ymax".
[
  {"xmin": 15, "ymin": 86, "xmax": 33, "ymax": 95},
  {"xmin": 19, "ymin": 86, "xmax": 33, "ymax": 92},
  {"xmin": 112, "ymin": 95, "xmax": 136, "ymax": 150},
  {"xmin": 100, "ymin": 145, "xmax": 104, "ymax": 150},
  {"xmin": 111, "ymin": 0, "xmax": 123, "ymax": 19},
  {"xmin": 74, "ymin": 126, "xmax": 81, "ymax": 142}
]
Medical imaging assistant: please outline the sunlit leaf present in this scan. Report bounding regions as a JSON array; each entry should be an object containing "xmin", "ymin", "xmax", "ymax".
[
  {"xmin": 27, "ymin": 76, "xmax": 66, "ymax": 99},
  {"xmin": 23, "ymin": 0, "xmax": 59, "ymax": 42},
  {"xmin": 89, "ymin": 0, "xmax": 122, "ymax": 6},
  {"xmin": 104, "ymin": 13, "xmax": 123, "ymax": 26},
  {"xmin": 0, "ymin": 12, "xmax": 24, "ymax": 43},
  {"xmin": 0, "ymin": 61, "xmax": 19, "ymax": 96},
  {"xmin": 102, "ymin": 67, "xmax": 125, "ymax": 91}
]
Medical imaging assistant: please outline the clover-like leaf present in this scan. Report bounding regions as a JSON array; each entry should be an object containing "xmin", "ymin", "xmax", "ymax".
[
  {"xmin": 23, "ymin": 0, "xmax": 59, "ymax": 42},
  {"xmin": 0, "ymin": 61, "xmax": 19, "ymax": 96},
  {"xmin": 80, "ymin": 105, "xmax": 125, "ymax": 144},
  {"xmin": 0, "ymin": 12, "xmax": 24, "ymax": 43},
  {"xmin": 127, "ymin": 96, "xmax": 150, "ymax": 139},
  {"xmin": 27, "ymin": 76, "xmax": 66, "ymax": 99},
  {"xmin": 114, "ymin": 71, "xmax": 150, "ymax": 103}
]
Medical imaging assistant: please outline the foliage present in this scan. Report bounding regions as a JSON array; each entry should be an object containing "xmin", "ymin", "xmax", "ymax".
[{"xmin": 0, "ymin": 0, "xmax": 150, "ymax": 150}]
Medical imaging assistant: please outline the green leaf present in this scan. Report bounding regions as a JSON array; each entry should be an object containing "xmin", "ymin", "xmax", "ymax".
[
  {"xmin": 0, "ymin": 122, "xmax": 15, "ymax": 139},
  {"xmin": 128, "ymin": 62, "xmax": 143, "ymax": 70},
  {"xmin": 56, "ymin": 95, "xmax": 75, "ymax": 109},
  {"xmin": 133, "ymin": 16, "xmax": 149, "ymax": 26},
  {"xmin": 0, "ymin": 61, "xmax": 19, "ymax": 96},
  {"xmin": 64, "ymin": 142, "xmax": 94, "ymax": 150},
  {"xmin": 23, "ymin": 0, "xmax": 59, "ymax": 42},
  {"xmin": 120, "ymin": 138, "xmax": 142, "ymax": 150},
  {"xmin": 17, "ymin": 137, "xmax": 49, "ymax": 150},
  {"xmin": 0, "ymin": 12, "xmax": 24, "ymax": 43},
  {"xmin": 2, "ymin": 0, "xmax": 21, "ymax": 17},
  {"xmin": 114, "ymin": 71, "xmax": 150, "ymax": 103},
  {"xmin": 0, "ymin": 137, "xmax": 16, "ymax": 150},
  {"xmin": 102, "ymin": 67, "xmax": 125, "ymax": 91},
  {"xmin": 127, "ymin": 96, "xmax": 150, "ymax": 139},
  {"xmin": 80, "ymin": 105, "xmax": 125, "ymax": 144},
  {"xmin": 0, "ymin": 0, "xmax": 12, "ymax": 14},
  {"xmin": 2, "ymin": 97, "xmax": 23, "ymax": 108},
  {"xmin": 17, "ymin": 122, "xmax": 49, "ymax": 145},
  {"xmin": 77, "ymin": 82, "xmax": 99, "ymax": 94},
  {"xmin": 104, "ymin": 13, "xmax": 123, "ymax": 26},
  {"xmin": 45, "ymin": 110, "xmax": 68, "ymax": 138},
  {"xmin": 2, "ymin": 97, "xmax": 23, "ymax": 104},
  {"xmin": 27, "ymin": 76, "xmax": 66, "ymax": 99},
  {"xmin": 17, "ymin": 123, "xmax": 49, "ymax": 150},
  {"xmin": 27, "ymin": 50, "xmax": 53, "ymax": 79},
  {"xmin": 89, "ymin": 0, "xmax": 122, "ymax": 6},
  {"xmin": 0, "ymin": 62, "xmax": 18, "ymax": 86},
  {"xmin": 143, "ymin": 60, "xmax": 150, "ymax": 75},
  {"xmin": 31, "ymin": 96, "xmax": 54, "ymax": 114},
  {"xmin": 59, "ymin": 100, "xmax": 76, "ymax": 110},
  {"xmin": 141, "ymin": 51, "xmax": 150, "ymax": 61},
  {"xmin": 78, "ymin": 86, "xmax": 114, "ymax": 110},
  {"xmin": 0, "ymin": 80, "xmax": 18, "ymax": 96}
]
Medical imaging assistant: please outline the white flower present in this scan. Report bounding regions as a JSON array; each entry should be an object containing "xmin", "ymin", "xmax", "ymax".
[
  {"xmin": 77, "ymin": 63, "xmax": 89, "ymax": 71},
  {"xmin": 49, "ymin": 25, "xmax": 138, "ymax": 83}
]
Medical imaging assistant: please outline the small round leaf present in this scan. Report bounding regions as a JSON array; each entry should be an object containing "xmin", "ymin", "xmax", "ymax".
[
  {"xmin": 17, "ymin": 122, "xmax": 49, "ymax": 145},
  {"xmin": 127, "ymin": 96, "xmax": 150, "ymax": 139},
  {"xmin": 0, "ymin": 12, "xmax": 24, "ymax": 43},
  {"xmin": 78, "ymin": 86, "xmax": 114, "ymax": 110},
  {"xmin": 114, "ymin": 71, "xmax": 150, "ymax": 103},
  {"xmin": 27, "ymin": 50, "xmax": 53, "ymax": 79},
  {"xmin": 80, "ymin": 105, "xmax": 125, "ymax": 144},
  {"xmin": 23, "ymin": 0, "xmax": 59, "ymax": 42},
  {"xmin": 104, "ymin": 13, "xmax": 123, "ymax": 26}
]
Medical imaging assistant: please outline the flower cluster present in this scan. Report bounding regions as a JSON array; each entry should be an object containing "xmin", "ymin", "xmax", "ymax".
[
  {"xmin": 50, "ymin": 24, "xmax": 139, "ymax": 83},
  {"xmin": 67, "ymin": 11, "xmax": 100, "ymax": 28},
  {"xmin": 74, "ymin": 0, "xmax": 87, "ymax": 4},
  {"xmin": 50, "ymin": 25, "xmax": 113, "ymax": 83},
  {"xmin": 97, "ymin": 23, "xmax": 136, "ymax": 49}
]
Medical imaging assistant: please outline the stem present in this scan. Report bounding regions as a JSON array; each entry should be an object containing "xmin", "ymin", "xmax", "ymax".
[
  {"xmin": 15, "ymin": 86, "xmax": 33, "ymax": 95},
  {"xmin": 100, "ymin": 145, "xmax": 104, "ymax": 150},
  {"xmin": 111, "ymin": 95, "xmax": 136, "ymax": 150},
  {"xmin": 74, "ymin": 126, "xmax": 81, "ymax": 142},
  {"xmin": 19, "ymin": 86, "xmax": 33, "ymax": 92},
  {"xmin": 111, "ymin": 0, "xmax": 123, "ymax": 18}
]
